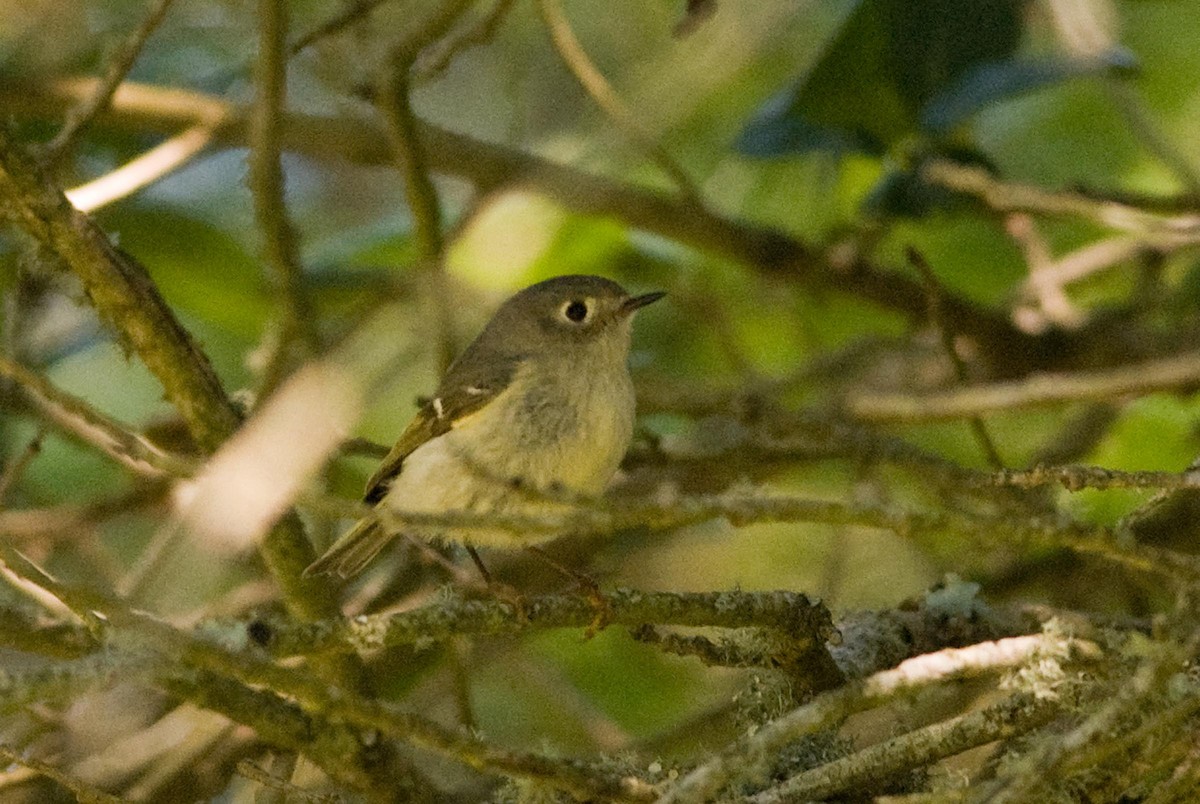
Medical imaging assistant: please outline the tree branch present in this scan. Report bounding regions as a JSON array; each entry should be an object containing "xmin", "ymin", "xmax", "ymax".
[
  {"xmin": 0, "ymin": 128, "xmax": 242, "ymax": 452},
  {"xmin": 848, "ymin": 348, "xmax": 1200, "ymax": 422},
  {"xmin": 1, "ymin": 78, "xmax": 1045, "ymax": 376}
]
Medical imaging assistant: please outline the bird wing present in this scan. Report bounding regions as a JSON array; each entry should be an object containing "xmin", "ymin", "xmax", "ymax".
[{"xmin": 362, "ymin": 351, "xmax": 524, "ymax": 504}]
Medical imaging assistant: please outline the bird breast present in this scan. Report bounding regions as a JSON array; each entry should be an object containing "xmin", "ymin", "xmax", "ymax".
[{"xmin": 446, "ymin": 354, "xmax": 635, "ymax": 496}]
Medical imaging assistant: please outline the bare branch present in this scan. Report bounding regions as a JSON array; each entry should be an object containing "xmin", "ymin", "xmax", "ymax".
[
  {"xmin": 924, "ymin": 160, "xmax": 1200, "ymax": 240},
  {"xmin": 662, "ymin": 631, "xmax": 1097, "ymax": 804},
  {"xmin": 0, "ymin": 129, "xmax": 242, "ymax": 452},
  {"xmin": 251, "ymin": 0, "xmax": 319, "ymax": 397},
  {"xmin": 848, "ymin": 348, "xmax": 1200, "ymax": 422},
  {"xmin": 256, "ymin": 587, "xmax": 835, "ymax": 658},
  {"xmin": 748, "ymin": 693, "xmax": 1064, "ymax": 803},
  {"xmin": 65, "ymin": 121, "xmax": 225, "ymax": 212},
  {"xmin": 0, "ymin": 355, "xmax": 194, "ymax": 478}
]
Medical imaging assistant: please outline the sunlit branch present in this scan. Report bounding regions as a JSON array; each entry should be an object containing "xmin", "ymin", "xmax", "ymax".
[
  {"xmin": 662, "ymin": 632, "xmax": 1098, "ymax": 804},
  {"xmin": 64, "ymin": 122, "xmax": 223, "ymax": 212}
]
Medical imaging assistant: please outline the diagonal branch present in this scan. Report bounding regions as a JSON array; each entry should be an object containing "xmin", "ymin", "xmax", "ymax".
[
  {"xmin": 2, "ymin": 78, "xmax": 1041, "ymax": 376},
  {"xmin": 0, "ymin": 127, "xmax": 242, "ymax": 452},
  {"xmin": 251, "ymin": 0, "xmax": 319, "ymax": 397}
]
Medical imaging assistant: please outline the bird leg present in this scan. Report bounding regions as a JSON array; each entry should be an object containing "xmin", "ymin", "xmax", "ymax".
[
  {"xmin": 465, "ymin": 545, "xmax": 527, "ymax": 620},
  {"xmin": 466, "ymin": 545, "xmax": 492, "ymax": 584},
  {"xmin": 525, "ymin": 546, "xmax": 612, "ymax": 635}
]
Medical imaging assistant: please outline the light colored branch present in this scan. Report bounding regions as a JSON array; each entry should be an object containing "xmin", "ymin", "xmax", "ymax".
[
  {"xmin": 660, "ymin": 632, "xmax": 1097, "ymax": 804},
  {"xmin": 65, "ymin": 121, "xmax": 224, "ymax": 212},
  {"xmin": 43, "ymin": 0, "xmax": 178, "ymax": 161},
  {"xmin": 848, "ymin": 348, "xmax": 1200, "ymax": 421},
  {"xmin": 924, "ymin": 160, "xmax": 1200, "ymax": 241}
]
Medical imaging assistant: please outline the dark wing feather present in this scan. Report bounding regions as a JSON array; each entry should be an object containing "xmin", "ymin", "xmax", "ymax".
[{"xmin": 362, "ymin": 349, "xmax": 524, "ymax": 504}]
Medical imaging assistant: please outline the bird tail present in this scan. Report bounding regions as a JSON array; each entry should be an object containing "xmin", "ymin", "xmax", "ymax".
[{"xmin": 302, "ymin": 517, "xmax": 394, "ymax": 579}]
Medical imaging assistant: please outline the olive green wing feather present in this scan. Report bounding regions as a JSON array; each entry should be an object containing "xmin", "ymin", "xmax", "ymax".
[
  {"xmin": 362, "ymin": 350, "xmax": 525, "ymax": 503},
  {"xmin": 303, "ymin": 349, "xmax": 524, "ymax": 579}
]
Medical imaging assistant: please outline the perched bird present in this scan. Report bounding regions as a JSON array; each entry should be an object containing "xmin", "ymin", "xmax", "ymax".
[{"xmin": 304, "ymin": 274, "xmax": 664, "ymax": 579}]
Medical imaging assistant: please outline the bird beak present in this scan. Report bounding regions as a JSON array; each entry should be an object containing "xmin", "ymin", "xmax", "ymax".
[{"xmin": 621, "ymin": 291, "xmax": 666, "ymax": 314}]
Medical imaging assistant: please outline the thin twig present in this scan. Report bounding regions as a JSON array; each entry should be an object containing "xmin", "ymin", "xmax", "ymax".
[
  {"xmin": 289, "ymin": 0, "xmax": 399, "ymax": 54},
  {"xmin": 0, "ymin": 355, "xmax": 195, "ymax": 478},
  {"xmin": 377, "ymin": 66, "xmax": 456, "ymax": 374},
  {"xmin": 537, "ymin": 0, "xmax": 702, "ymax": 202},
  {"xmin": 924, "ymin": 160, "xmax": 1200, "ymax": 241},
  {"xmin": 909, "ymin": 247, "xmax": 1004, "ymax": 468},
  {"xmin": 252, "ymin": 0, "xmax": 319, "ymax": 398},
  {"xmin": 0, "ymin": 430, "xmax": 43, "ymax": 502},
  {"xmin": 1103, "ymin": 79, "xmax": 1200, "ymax": 196},
  {"xmin": 65, "ymin": 121, "xmax": 226, "ymax": 212},
  {"xmin": 375, "ymin": 0, "xmax": 477, "ymax": 375},
  {"xmin": 848, "ymin": 348, "xmax": 1200, "ymax": 421},
  {"xmin": 413, "ymin": 0, "xmax": 518, "ymax": 82},
  {"xmin": 43, "ymin": 0, "xmax": 179, "ymax": 162}
]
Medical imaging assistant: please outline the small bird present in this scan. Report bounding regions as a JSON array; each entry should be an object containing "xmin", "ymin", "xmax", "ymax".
[{"xmin": 304, "ymin": 274, "xmax": 664, "ymax": 579}]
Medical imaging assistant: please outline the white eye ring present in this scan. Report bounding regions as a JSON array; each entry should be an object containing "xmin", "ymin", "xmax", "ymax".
[{"xmin": 560, "ymin": 298, "xmax": 591, "ymax": 323}]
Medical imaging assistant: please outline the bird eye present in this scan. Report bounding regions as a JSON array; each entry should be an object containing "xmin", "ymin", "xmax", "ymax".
[{"xmin": 562, "ymin": 300, "xmax": 589, "ymax": 323}]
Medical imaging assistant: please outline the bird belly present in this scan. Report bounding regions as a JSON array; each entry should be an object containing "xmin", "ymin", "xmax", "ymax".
[
  {"xmin": 378, "ymin": 373, "xmax": 634, "ymax": 548},
  {"xmin": 377, "ymin": 436, "xmax": 575, "ymax": 548}
]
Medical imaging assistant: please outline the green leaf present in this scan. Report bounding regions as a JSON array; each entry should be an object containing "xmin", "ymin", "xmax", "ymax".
[
  {"xmin": 921, "ymin": 50, "xmax": 1138, "ymax": 134},
  {"xmin": 737, "ymin": 0, "xmax": 910, "ymax": 157},
  {"xmin": 737, "ymin": 0, "xmax": 1030, "ymax": 157}
]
